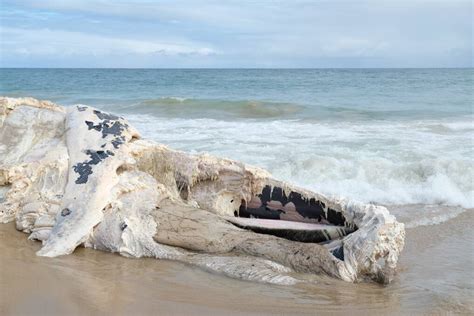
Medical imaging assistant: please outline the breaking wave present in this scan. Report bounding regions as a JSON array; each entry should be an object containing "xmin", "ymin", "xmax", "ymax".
[
  {"xmin": 390, "ymin": 204, "xmax": 469, "ymax": 229},
  {"xmin": 127, "ymin": 114, "xmax": 474, "ymax": 213},
  {"xmin": 116, "ymin": 97, "xmax": 304, "ymax": 119}
]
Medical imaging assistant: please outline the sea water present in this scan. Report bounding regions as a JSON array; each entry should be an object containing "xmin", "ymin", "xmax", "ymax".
[
  {"xmin": 1, "ymin": 68, "xmax": 473, "ymax": 313},
  {"xmin": 1, "ymin": 69, "xmax": 472, "ymax": 216}
]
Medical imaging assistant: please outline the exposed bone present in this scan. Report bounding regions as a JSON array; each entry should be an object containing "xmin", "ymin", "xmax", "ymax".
[{"xmin": 225, "ymin": 217, "xmax": 353, "ymax": 243}]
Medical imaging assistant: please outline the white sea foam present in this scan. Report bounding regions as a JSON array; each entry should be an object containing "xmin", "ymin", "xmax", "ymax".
[
  {"xmin": 162, "ymin": 96, "xmax": 187, "ymax": 102},
  {"xmin": 126, "ymin": 114, "xmax": 473, "ymax": 224},
  {"xmin": 386, "ymin": 204, "xmax": 468, "ymax": 228}
]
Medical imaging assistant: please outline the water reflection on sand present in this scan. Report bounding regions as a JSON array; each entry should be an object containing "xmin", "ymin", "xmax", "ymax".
[{"xmin": 1, "ymin": 209, "xmax": 473, "ymax": 315}]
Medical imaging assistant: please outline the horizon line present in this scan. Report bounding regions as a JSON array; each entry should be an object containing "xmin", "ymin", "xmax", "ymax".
[{"xmin": 1, "ymin": 66, "xmax": 472, "ymax": 70}]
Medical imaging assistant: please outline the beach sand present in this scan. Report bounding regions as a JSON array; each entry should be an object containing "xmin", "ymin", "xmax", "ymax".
[{"xmin": 1, "ymin": 208, "xmax": 472, "ymax": 315}]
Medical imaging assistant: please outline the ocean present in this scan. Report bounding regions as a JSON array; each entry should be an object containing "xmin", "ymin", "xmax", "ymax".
[{"xmin": 0, "ymin": 68, "xmax": 473, "ymax": 314}]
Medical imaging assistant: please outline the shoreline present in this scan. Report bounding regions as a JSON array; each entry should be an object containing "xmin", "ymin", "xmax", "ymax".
[{"xmin": 1, "ymin": 209, "xmax": 472, "ymax": 315}]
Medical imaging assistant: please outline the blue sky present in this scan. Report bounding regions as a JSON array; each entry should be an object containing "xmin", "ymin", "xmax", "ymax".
[{"xmin": 0, "ymin": 0, "xmax": 472, "ymax": 68}]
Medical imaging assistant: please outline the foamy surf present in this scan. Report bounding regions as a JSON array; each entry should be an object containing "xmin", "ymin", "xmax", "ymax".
[
  {"xmin": 124, "ymin": 114, "xmax": 474, "ymax": 212},
  {"xmin": 386, "ymin": 204, "xmax": 469, "ymax": 228}
]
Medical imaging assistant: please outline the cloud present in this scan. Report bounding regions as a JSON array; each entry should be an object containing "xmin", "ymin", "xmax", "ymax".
[
  {"xmin": 0, "ymin": 0, "xmax": 472, "ymax": 67},
  {"xmin": 5, "ymin": 0, "xmax": 269, "ymax": 28},
  {"xmin": 320, "ymin": 38, "xmax": 389, "ymax": 57},
  {"xmin": 0, "ymin": 27, "xmax": 217, "ymax": 57}
]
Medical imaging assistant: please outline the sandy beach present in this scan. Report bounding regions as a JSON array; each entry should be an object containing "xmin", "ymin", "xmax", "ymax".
[{"xmin": 1, "ymin": 207, "xmax": 472, "ymax": 315}]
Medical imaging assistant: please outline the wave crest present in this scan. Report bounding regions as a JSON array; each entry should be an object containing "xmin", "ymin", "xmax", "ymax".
[
  {"xmin": 127, "ymin": 115, "xmax": 474, "ymax": 211},
  {"xmin": 119, "ymin": 97, "xmax": 304, "ymax": 119}
]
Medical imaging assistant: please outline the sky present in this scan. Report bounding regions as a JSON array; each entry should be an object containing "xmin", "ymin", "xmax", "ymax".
[{"xmin": 0, "ymin": 0, "xmax": 472, "ymax": 68}]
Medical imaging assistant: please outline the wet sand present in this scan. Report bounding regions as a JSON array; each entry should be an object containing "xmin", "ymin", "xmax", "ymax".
[{"xmin": 1, "ymin": 210, "xmax": 473, "ymax": 315}]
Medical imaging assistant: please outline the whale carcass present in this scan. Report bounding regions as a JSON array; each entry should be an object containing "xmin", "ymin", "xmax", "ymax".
[{"xmin": 0, "ymin": 97, "xmax": 405, "ymax": 285}]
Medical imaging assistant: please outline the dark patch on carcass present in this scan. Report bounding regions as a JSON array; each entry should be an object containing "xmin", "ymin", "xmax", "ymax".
[
  {"xmin": 77, "ymin": 106, "xmax": 87, "ymax": 112},
  {"xmin": 83, "ymin": 109, "xmax": 130, "ymax": 152},
  {"xmin": 85, "ymin": 120, "xmax": 128, "ymax": 140},
  {"xmin": 103, "ymin": 121, "xmax": 128, "ymax": 138},
  {"xmin": 176, "ymin": 179, "xmax": 189, "ymax": 200},
  {"xmin": 61, "ymin": 208, "xmax": 71, "ymax": 216},
  {"xmin": 331, "ymin": 246, "xmax": 345, "ymax": 261},
  {"xmin": 120, "ymin": 222, "xmax": 128, "ymax": 231},
  {"xmin": 287, "ymin": 192, "xmax": 326, "ymax": 221},
  {"xmin": 111, "ymin": 135, "xmax": 126, "ymax": 149},
  {"xmin": 93, "ymin": 109, "xmax": 120, "ymax": 121},
  {"xmin": 239, "ymin": 185, "xmax": 342, "ymax": 225},
  {"xmin": 85, "ymin": 120, "xmax": 101, "ymax": 131},
  {"xmin": 327, "ymin": 208, "xmax": 346, "ymax": 226},
  {"xmin": 76, "ymin": 109, "xmax": 134, "ymax": 184},
  {"xmin": 239, "ymin": 197, "xmax": 282, "ymax": 219},
  {"xmin": 72, "ymin": 150, "xmax": 115, "ymax": 184}
]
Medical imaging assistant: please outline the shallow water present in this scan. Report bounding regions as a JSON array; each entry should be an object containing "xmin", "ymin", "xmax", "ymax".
[{"xmin": 1, "ymin": 209, "xmax": 472, "ymax": 315}]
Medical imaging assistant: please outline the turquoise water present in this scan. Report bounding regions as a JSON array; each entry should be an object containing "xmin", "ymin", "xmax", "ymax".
[
  {"xmin": 1, "ymin": 68, "xmax": 472, "ymax": 120},
  {"xmin": 1, "ymin": 68, "xmax": 473, "ymax": 220}
]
